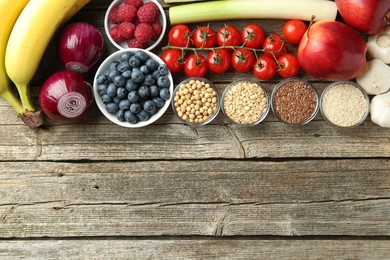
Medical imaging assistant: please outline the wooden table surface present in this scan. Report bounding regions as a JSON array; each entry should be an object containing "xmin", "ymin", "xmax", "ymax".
[{"xmin": 1, "ymin": 1, "xmax": 389, "ymax": 259}]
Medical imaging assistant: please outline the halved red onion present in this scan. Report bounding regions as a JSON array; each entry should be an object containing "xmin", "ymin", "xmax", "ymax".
[
  {"xmin": 57, "ymin": 22, "xmax": 104, "ymax": 73},
  {"xmin": 39, "ymin": 70, "xmax": 93, "ymax": 122}
]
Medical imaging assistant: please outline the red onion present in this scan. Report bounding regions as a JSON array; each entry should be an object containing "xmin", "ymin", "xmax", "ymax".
[
  {"xmin": 39, "ymin": 70, "xmax": 93, "ymax": 122},
  {"xmin": 57, "ymin": 22, "xmax": 104, "ymax": 73}
]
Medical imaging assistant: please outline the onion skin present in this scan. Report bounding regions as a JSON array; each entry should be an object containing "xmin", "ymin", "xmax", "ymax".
[
  {"xmin": 57, "ymin": 22, "xmax": 104, "ymax": 73},
  {"xmin": 39, "ymin": 70, "xmax": 93, "ymax": 122}
]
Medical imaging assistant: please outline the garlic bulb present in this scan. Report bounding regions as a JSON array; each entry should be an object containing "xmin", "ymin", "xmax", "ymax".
[
  {"xmin": 367, "ymin": 27, "xmax": 390, "ymax": 64},
  {"xmin": 370, "ymin": 91, "xmax": 390, "ymax": 128},
  {"xmin": 356, "ymin": 59, "xmax": 390, "ymax": 95}
]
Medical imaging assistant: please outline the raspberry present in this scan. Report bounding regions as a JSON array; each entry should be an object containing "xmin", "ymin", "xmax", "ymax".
[
  {"xmin": 124, "ymin": 0, "xmax": 143, "ymax": 9},
  {"xmin": 137, "ymin": 3, "xmax": 159, "ymax": 24},
  {"xmin": 134, "ymin": 23, "xmax": 153, "ymax": 43},
  {"xmin": 108, "ymin": 6, "xmax": 120, "ymax": 24},
  {"xmin": 127, "ymin": 38, "xmax": 147, "ymax": 49},
  {"xmin": 119, "ymin": 22, "xmax": 136, "ymax": 39},
  {"xmin": 117, "ymin": 4, "xmax": 137, "ymax": 22},
  {"xmin": 151, "ymin": 21, "xmax": 162, "ymax": 40},
  {"xmin": 143, "ymin": 2, "xmax": 159, "ymax": 13},
  {"xmin": 110, "ymin": 25, "xmax": 124, "ymax": 43}
]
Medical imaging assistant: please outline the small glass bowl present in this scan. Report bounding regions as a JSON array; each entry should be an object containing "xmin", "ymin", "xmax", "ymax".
[
  {"xmin": 171, "ymin": 77, "xmax": 220, "ymax": 126},
  {"xmin": 104, "ymin": 0, "xmax": 167, "ymax": 51},
  {"xmin": 221, "ymin": 80, "xmax": 270, "ymax": 126},
  {"xmin": 271, "ymin": 77, "xmax": 319, "ymax": 125},
  {"xmin": 320, "ymin": 81, "xmax": 370, "ymax": 127}
]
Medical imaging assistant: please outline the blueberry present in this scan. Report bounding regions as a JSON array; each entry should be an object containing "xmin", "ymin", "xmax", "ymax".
[
  {"xmin": 149, "ymin": 85, "xmax": 159, "ymax": 98},
  {"xmin": 117, "ymin": 61, "xmax": 131, "ymax": 73},
  {"xmin": 157, "ymin": 75, "xmax": 170, "ymax": 88},
  {"xmin": 120, "ymin": 52, "xmax": 133, "ymax": 62},
  {"xmin": 105, "ymin": 103, "xmax": 119, "ymax": 114},
  {"xmin": 113, "ymin": 96, "xmax": 121, "ymax": 104},
  {"xmin": 116, "ymin": 109, "xmax": 125, "ymax": 122},
  {"xmin": 101, "ymin": 94, "xmax": 112, "ymax": 104},
  {"xmin": 138, "ymin": 85, "xmax": 150, "ymax": 99},
  {"xmin": 145, "ymin": 58, "xmax": 159, "ymax": 72},
  {"xmin": 106, "ymin": 83, "xmax": 117, "ymax": 98},
  {"xmin": 152, "ymin": 69, "xmax": 160, "ymax": 79},
  {"xmin": 117, "ymin": 87, "xmax": 128, "ymax": 99},
  {"xmin": 107, "ymin": 69, "xmax": 120, "ymax": 81},
  {"xmin": 124, "ymin": 111, "xmax": 138, "ymax": 124},
  {"xmin": 113, "ymin": 75, "xmax": 126, "ymax": 87},
  {"xmin": 129, "ymin": 56, "xmax": 141, "ymax": 68},
  {"xmin": 137, "ymin": 109, "xmax": 150, "ymax": 122},
  {"xmin": 158, "ymin": 64, "xmax": 169, "ymax": 75},
  {"xmin": 129, "ymin": 102, "xmax": 141, "ymax": 114},
  {"xmin": 96, "ymin": 74, "xmax": 108, "ymax": 84},
  {"xmin": 153, "ymin": 97, "xmax": 165, "ymax": 108},
  {"xmin": 131, "ymin": 69, "xmax": 145, "ymax": 83},
  {"xmin": 143, "ymin": 74, "xmax": 155, "ymax": 86},
  {"xmin": 127, "ymin": 91, "xmax": 139, "ymax": 103},
  {"xmin": 125, "ymin": 80, "xmax": 138, "ymax": 92},
  {"xmin": 109, "ymin": 61, "xmax": 119, "ymax": 70},
  {"xmin": 122, "ymin": 70, "xmax": 132, "ymax": 79},
  {"xmin": 160, "ymin": 88, "xmax": 171, "ymax": 101},
  {"xmin": 140, "ymin": 65, "xmax": 150, "ymax": 75},
  {"xmin": 135, "ymin": 50, "xmax": 149, "ymax": 62},
  {"xmin": 143, "ymin": 100, "xmax": 157, "ymax": 115},
  {"xmin": 119, "ymin": 99, "xmax": 131, "ymax": 110},
  {"xmin": 98, "ymin": 84, "xmax": 107, "ymax": 97}
]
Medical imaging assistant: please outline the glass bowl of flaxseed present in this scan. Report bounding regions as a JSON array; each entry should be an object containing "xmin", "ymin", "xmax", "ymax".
[
  {"xmin": 221, "ymin": 80, "xmax": 270, "ymax": 126},
  {"xmin": 271, "ymin": 78, "xmax": 319, "ymax": 125}
]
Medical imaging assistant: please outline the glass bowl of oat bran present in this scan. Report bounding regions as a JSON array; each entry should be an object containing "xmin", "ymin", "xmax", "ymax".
[
  {"xmin": 271, "ymin": 78, "xmax": 319, "ymax": 125},
  {"xmin": 320, "ymin": 81, "xmax": 370, "ymax": 127},
  {"xmin": 221, "ymin": 80, "xmax": 270, "ymax": 126}
]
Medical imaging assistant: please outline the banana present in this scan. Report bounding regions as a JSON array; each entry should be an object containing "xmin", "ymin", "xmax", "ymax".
[
  {"xmin": 5, "ymin": 0, "xmax": 90, "ymax": 127},
  {"xmin": 0, "ymin": 0, "xmax": 30, "ymax": 116}
]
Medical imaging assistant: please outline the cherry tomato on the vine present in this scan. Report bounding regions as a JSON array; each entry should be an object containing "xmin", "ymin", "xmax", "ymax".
[
  {"xmin": 192, "ymin": 25, "xmax": 217, "ymax": 48},
  {"xmin": 277, "ymin": 53, "xmax": 300, "ymax": 78},
  {"xmin": 184, "ymin": 53, "xmax": 208, "ymax": 77},
  {"xmin": 282, "ymin": 19, "xmax": 307, "ymax": 45},
  {"xmin": 262, "ymin": 33, "xmax": 286, "ymax": 58},
  {"xmin": 252, "ymin": 55, "xmax": 278, "ymax": 80},
  {"xmin": 216, "ymin": 25, "xmax": 241, "ymax": 49},
  {"xmin": 231, "ymin": 48, "xmax": 255, "ymax": 73},
  {"xmin": 161, "ymin": 49, "xmax": 185, "ymax": 73},
  {"xmin": 168, "ymin": 24, "xmax": 193, "ymax": 47},
  {"xmin": 207, "ymin": 49, "xmax": 231, "ymax": 74},
  {"xmin": 241, "ymin": 24, "xmax": 265, "ymax": 49}
]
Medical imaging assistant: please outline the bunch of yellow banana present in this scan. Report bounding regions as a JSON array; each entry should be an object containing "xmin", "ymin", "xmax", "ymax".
[{"xmin": 0, "ymin": 0, "xmax": 90, "ymax": 128}]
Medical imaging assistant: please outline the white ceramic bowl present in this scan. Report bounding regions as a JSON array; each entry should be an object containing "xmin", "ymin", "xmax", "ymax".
[
  {"xmin": 93, "ymin": 48, "xmax": 173, "ymax": 128},
  {"xmin": 104, "ymin": 0, "xmax": 167, "ymax": 51}
]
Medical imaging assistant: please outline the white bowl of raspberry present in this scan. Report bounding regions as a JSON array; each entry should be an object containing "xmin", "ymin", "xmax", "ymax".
[{"xmin": 104, "ymin": 0, "xmax": 167, "ymax": 51}]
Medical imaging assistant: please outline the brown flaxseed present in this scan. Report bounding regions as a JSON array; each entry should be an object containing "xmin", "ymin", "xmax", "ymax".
[{"xmin": 272, "ymin": 80, "xmax": 318, "ymax": 124}]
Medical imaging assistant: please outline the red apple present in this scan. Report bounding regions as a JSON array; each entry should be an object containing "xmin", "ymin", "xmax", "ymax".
[
  {"xmin": 298, "ymin": 21, "xmax": 367, "ymax": 81},
  {"xmin": 336, "ymin": 0, "xmax": 390, "ymax": 35}
]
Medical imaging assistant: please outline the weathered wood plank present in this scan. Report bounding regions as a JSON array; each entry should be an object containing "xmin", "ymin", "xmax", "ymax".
[
  {"xmin": 0, "ymin": 118, "xmax": 389, "ymax": 160},
  {"xmin": 0, "ymin": 160, "xmax": 389, "ymax": 237},
  {"xmin": 0, "ymin": 239, "xmax": 389, "ymax": 260}
]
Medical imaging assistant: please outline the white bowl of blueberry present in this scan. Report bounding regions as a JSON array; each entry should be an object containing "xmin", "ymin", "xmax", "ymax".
[{"xmin": 93, "ymin": 48, "xmax": 173, "ymax": 127}]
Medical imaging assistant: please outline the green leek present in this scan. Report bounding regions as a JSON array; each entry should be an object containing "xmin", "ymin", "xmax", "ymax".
[{"xmin": 169, "ymin": 0, "xmax": 338, "ymax": 25}]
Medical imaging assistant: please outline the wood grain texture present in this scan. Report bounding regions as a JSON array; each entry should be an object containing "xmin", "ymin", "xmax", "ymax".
[
  {"xmin": 0, "ymin": 239, "xmax": 389, "ymax": 259},
  {"xmin": 1, "ymin": 0, "xmax": 389, "ymax": 258},
  {"xmin": 0, "ymin": 160, "xmax": 389, "ymax": 238}
]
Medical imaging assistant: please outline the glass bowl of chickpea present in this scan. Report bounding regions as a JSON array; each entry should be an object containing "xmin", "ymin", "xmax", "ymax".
[{"xmin": 171, "ymin": 77, "xmax": 220, "ymax": 126}]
